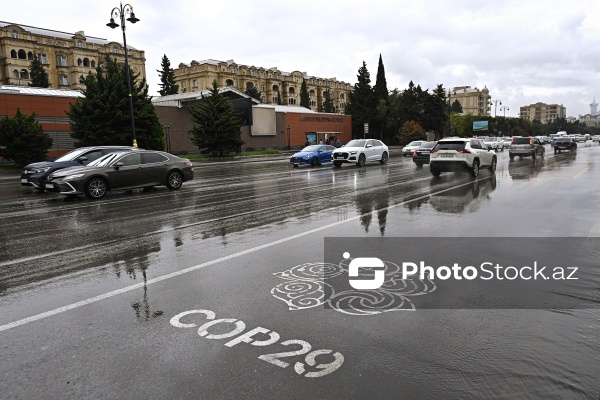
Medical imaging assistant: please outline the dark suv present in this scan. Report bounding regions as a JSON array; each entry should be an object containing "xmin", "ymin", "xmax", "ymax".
[
  {"xmin": 554, "ymin": 137, "xmax": 577, "ymax": 154},
  {"xmin": 509, "ymin": 137, "xmax": 545, "ymax": 160},
  {"xmin": 21, "ymin": 146, "xmax": 139, "ymax": 191}
]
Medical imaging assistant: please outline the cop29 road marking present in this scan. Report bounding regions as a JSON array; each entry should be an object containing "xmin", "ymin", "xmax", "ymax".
[{"xmin": 0, "ymin": 175, "xmax": 497, "ymax": 333}]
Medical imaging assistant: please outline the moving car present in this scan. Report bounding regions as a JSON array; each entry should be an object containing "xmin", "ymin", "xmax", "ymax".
[
  {"xmin": 45, "ymin": 150, "xmax": 194, "ymax": 199},
  {"xmin": 483, "ymin": 137, "xmax": 504, "ymax": 151},
  {"xmin": 21, "ymin": 146, "xmax": 138, "ymax": 191},
  {"xmin": 412, "ymin": 141, "xmax": 437, "ymax": 167},
  {"xmin": 503, "ymin": 138, "xmax": 512, "ymax": 149},
  {"xmin": 553, "ymin": 137, "xmax": 577, "ymax": 154},
  {"xmin": 402, "ymin": 141, "xmax": 424, "ymax": 157},
  {"xmin": 289, "ymin": 145, "xmax": 335, "ymax": 167},
  {"xmin": 429, "ymin": 138, "xmax": 496, "ymax": 177},
  {"xmin": 509, "ymin": 137, "xmax": 545, "ymax": 160},
  {"xmin": 331, "ymin": 139, "xmax": 388, "ymax": 167}
]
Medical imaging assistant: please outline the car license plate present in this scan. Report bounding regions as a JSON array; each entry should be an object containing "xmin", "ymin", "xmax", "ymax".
[
  {"xmin": 335, "ymin": 154, "xmax": 343, "ymax": 159},
  {"xmin": 441, "ymin": 153, "xmax": 454, "ymax": 158},
  {"xmin": 45, "ymin": 183, "xmax": 54, "ymax": 189},
  {"xmin": 21, "ymin": 179, "xmax": 28, "ymax": 183}
]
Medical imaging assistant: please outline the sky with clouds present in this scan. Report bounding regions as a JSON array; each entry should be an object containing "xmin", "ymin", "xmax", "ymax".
[{"xmin": 4, "ymin": 0, "xmax": 600, "ymax": 117}]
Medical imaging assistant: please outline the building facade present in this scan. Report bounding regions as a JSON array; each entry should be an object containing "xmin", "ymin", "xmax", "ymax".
[
  {"xmin": 519, "ymin": 102, "xmax": 566, "ymax": 123},
  {"xmin": 174, "ymin": 59, "xmax": 352, "ymax": 113},
  {"xmin": 449, "ymin": 86, "xmax": 491, "ymax": 116},
  {"xmin": 0, "ymin": 21, "xmax": 146, "ymax": 90}
]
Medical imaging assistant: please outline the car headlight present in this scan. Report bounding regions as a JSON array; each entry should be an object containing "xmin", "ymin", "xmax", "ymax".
[
  {"xmin": 33, "ymin": 167, "xmax": 50, "ymax": 173},
  {"xmin": 303, "ymin": 155, "xmax": 311, "ymax": 159},
  {"xmin": 349, "ymin": 151, "xmax": 357, "ymax": 155},
  {"xmin": 63, "ymin": 173, "xmax": 84, "ymax": 181}
]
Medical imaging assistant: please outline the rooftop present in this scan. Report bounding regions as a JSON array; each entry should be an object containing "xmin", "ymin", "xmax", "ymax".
[{"xmin": 0, "ymin": 85, "xmax": 83, "ymax": 98}]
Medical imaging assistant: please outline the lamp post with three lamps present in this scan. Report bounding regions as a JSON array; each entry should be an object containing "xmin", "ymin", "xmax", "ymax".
[
  {"xmin": 106, "ymin": 3, "xmax": 140, "ymax": 148},
  {"xmin": 500, "ymin": 105, "xmax": 509, "ymax": 118},
  {"xmin": 490, "ymin": 99, "xmax": 502, "ymax": 118}
]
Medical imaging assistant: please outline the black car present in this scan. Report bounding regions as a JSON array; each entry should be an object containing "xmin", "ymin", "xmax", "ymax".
[
  {"xmin": 554, "ymin": 137, "xmax": 577, "ymax": 154},
  {"xmin": 45, "ymin": 150, "xmax": 194, "ymax": 199},
  {"xmin": 21, "ymin": 146, "xmax": 139, "ymax": 191},
  {"xmin": 412, "ymin": 141, "xmax": 437, "ymax": 167}
]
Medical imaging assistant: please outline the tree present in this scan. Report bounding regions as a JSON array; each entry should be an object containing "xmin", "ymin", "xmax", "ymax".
[
  {"xmin": 345, "ymin": 61, "xmax": 376, "ymax": 138},
  {"xmin": 0, "ymin": 108, "xmax": 52, "ymax": 166},
  {"xmin": 451, "ymin": 99, "xmax": 463, "ymax": 113},
  {"xmin": 300, "ymin": 79, "xmax": 310, "ymax": 108},
  {"xmin": 157, "ymin": 54, "xmax": 178, "ymax": 96},
  {"xmin": 322, "ymin": 88, "xmax": 335, "ymax": 113},
  {"xmin": 67, "ymin": 56, "xmax": 165, "ymax": 150},
  {"xmin": 244, "ymin": 83, "xmax": 262, "ymax": 101},
  {"xmin": 276, "ymin": 89, "xmax": 282, "ymax": 105},
  {"xmin": 373, "ymin": 54, "xmax": 388, "ymax": 103},
  {"xmin": 188, "ymin": 80, "xmax": 244, "ymax": 156},
  {"xmin": 29, "ymin": 53, "xmax": 50, "ymax": 88},
  {"xmin": 399, "ymin": 120, "xmax": 425, "ymax": 144}
]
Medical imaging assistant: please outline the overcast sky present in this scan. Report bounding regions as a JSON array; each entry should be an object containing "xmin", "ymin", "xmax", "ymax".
[{"xmin": 5, "ymin": 0, "xmax": 600, "ymax": 117}]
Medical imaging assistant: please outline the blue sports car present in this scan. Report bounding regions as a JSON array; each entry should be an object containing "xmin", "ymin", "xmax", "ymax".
[{"xmin": 290, "ymin": 145, "xmax": 335, "ymax": 167}]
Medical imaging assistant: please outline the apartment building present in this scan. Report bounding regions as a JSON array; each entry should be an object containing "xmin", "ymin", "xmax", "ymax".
[{"xmin": 519, "ymin": 102, "xmax": 566, "ymax": 123}]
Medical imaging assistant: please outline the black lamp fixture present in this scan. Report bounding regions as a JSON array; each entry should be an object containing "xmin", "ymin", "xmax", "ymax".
[{"xmin": 106, "ymin": 3, "xmax": 140, "ymax": 147}]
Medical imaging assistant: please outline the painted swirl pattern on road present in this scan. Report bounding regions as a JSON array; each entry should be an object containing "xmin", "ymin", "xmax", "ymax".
[{"xmin": 271, "ymin": 260, "xmax": 436, "ymax": 315}]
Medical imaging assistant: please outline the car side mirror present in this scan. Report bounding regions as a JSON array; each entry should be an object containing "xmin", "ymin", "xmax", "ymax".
[
  {"xmin": 113, "ymin": 162, "xmax": 124, "ymax": 170},
  {"xmin": 77, "ymin": 156, "xmax": 88, "ymax": 163},
  {"xmin": 366, "ymin": 144, "xmax": 372, "ymax": 148}
]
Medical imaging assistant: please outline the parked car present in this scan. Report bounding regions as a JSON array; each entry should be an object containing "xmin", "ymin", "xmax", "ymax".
[
  {"xmin": 21, "ymin": 146, "xmax": 139, "ymax": 191},
  {"xmin": 290, "ymin": 145, "xmax": 335, "ymax": 167},
  {"xmin": 554, "ymin": 137, "xmax": 577, "ymax": 154},
  {"xmin": 402, "ymin": 141, "xmax": 424, "ymax": 157},
  {"xmin": 45, "ymin": 150, "xmax": 194, "ymax": 199},
  {"xmin": 483, "ymin": 137, "xmax": 504, "ymax": 151},
  {"xmin": 509, "ymin": 137, "xmax": 545, "ymax": 160},
  {"xmin": 429, "ymin": 138, "xmax": 496, "ymax": 177},
  {"xmin": 412, "ymin": 141, "xmax": 438, "ymax": 167},
  {"xmin": 331, "ymin": 139, "xmax": 388, "ymax": 167}
]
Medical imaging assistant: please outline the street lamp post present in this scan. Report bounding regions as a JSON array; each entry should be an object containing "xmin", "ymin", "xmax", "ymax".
[
  {"xmin": 107, "ymin": 3, "xmax": 140, "ymax": 148},
  {"xmin": 500, "ymin": 105, "xmax": 509, "ymax": 118},
  {"xmin": 491, "ymin": 99, "xmax": 502, "ymax": 118}
]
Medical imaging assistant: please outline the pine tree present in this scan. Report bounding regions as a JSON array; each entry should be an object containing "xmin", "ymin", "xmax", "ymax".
[
  {"xmin": 244, "ymin": 83, "xmax": 262, "ymax": 101},
  {"xmin": 373, "ymin": 54, "xmax": 388, "ymax": 103},
  {"xmin": 322, "ymin": 88, "xmax": 335, "ymax": 113},
  {"xmin": 188, "ymin": 80, "xmax": 245, "ymax": 156},
  {"xmin": 373, "ymin": 54, "xmax": 389, "ymax": 140},
  {"xmin": 345, "ymin": 61, "xmax": 376, "ymax": 138},
  {"xmin": 29, "ymin": 54, "xmax": 50, "ymax": 88},
  {"xmin": 300, "ymin": 79, "xmax": 310, "ymax": 109},
  {"xmin": 67, "ymin": 56, "xmax": 165, "ymax": 150},
  {"xmin": 0, "ymin": 108, "xmax": 53, "ymax": 166},
  {"xmin": 157, "ymin": 54, "xmax": 178, "ymax": 96},
  {"xmin": 276, "ymin": 90, "xmax": 282, "ymax": 105},
  {"xmin": 451, "ymin": 99, "xmax": 463, "ymax": 113}
]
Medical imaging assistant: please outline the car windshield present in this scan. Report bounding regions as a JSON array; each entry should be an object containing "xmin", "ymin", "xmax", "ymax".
[
  {"xmin": 420, "ymin": 141, "xmax": 437, "ymax": 149},
  {"xmin": 408, "ymin": 141, "xmax": 422, "ymax": 146},
  {"xmin": 54, "ymin": 148, "xmax": 89, "ymax": 162},
  {"xmin": 87, "ymin": 152, "xmax": 125, "ymax": 167},
  {"xmin": 434, "ymin": 141, "xmax": 466, "ymax": 151},
  {"xmin": 345, "ymin": 140, "xmax": 367, "ymax": 148},
  {"xmin": 301, "ymin": 145, "xmax": 322, "ymax": 152}
]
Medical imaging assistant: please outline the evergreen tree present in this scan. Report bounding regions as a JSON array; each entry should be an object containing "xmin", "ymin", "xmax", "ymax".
[
  {"xmin": 276, "ymin": 89, "xmax": 282, "ymax": 105},
  {"xmin": 322, "ymin": 88, "xmax": 335, "ymax": 113},
  {"xmin": 157, "ymin": 54, "xmax": 178, "ymax": 96},
  {"xmin": 300, "ymin": 79, "xmax": 310, "ymax": 108},
  {"xmin": 345, "ymin": 61, "xmax": 376, "ymax": 138},
  {"xmin": 29, "ymin": 54, "xmax": 50, "ymax": 88},
  {"xmin": 373, "ymin": 54, "xmax": 388, "ymax": 103},
  {"xmin": 0, "ymin": 108, "xmax": 53, "ymax": 166},
  {"xmin": 421, "ymin": 84, "xmax": 448, "ymax": 136},
  {"xmin": 244, "ymin": 83, "xmax": 262, "ymax": 101},
  {"xmin": 451, "ymin": 99, "xmax": 463, "ymax": 113},
  {"xmin": 67, "ymin": 56, "xmax": 165, "ymax": 150},
  {"xmin": 373, "ymin": 54, "xmax": 389, "ymax": 140},
  {"xmin": 188, "ymin": 80, "xmax": 244, "ymax": 156}
]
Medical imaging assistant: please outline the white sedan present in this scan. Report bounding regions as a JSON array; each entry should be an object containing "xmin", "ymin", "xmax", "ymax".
[{"xmin": 332, "ymin": 139, "xmax": 389, "ymax": 167}]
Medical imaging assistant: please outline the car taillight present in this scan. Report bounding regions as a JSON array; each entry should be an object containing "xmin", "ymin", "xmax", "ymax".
[
  {"xmin": 511, "ymin": 138, "xmax": 515, "ymax": 144},
  {"xmin": 461, "ymin": 148, "xmax": 471, "ymax": 153},
  {"xmin": 529, "ymin": 138, "xmax": 533, "ymax": 144},
  {"xmin": 413, "ymin": 150, "xmax": 418, "ymax": 156},
  {"xmin": 430, "ymin": 149, "xmax": 438, "ymax": 153}
]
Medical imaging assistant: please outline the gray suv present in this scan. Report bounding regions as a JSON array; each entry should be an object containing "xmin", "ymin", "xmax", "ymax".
[{"xmin": 509, "ymin": 137, "xmax": 545, "ymax": 160}]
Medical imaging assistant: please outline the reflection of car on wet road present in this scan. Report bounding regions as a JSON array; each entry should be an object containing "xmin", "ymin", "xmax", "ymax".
[
  {"xmin": 429, "ymin": 138, "xmax": 496, "ymax": 177},
  {"xmin": 554, "ymin": 137, "xmax": 577, "ymax": 154},
  {"xmin": 331, "ymin": 139, "xmax": 388, "ymax": 167},
  {"xmin": 508, "ymin": 159, "xmax": 544, "ymax": 180},
  {"xmin": 402, "ymin": 140, "xmax": 423, "ymax": 157},
  {"xmin": 509, "ymin": 137, "xmax": 545, "ymax": 160},
  {"xmin": 289, "ymin": 145, "xmax": 335, "ymax": 167},
  {"xmin": 412, "ymin": 141, "xmax": 437, "ymax": 167},
  {"xmin": 20, "ymin": 146, "xmax": 139, "ymax": 192},
  {"xmin": 45, "ymin": 150, "xmax": 194, "ymax": 199},
  {"xmin": 429, "ymin": 176, "xmax": 497, "ymax": 214}
]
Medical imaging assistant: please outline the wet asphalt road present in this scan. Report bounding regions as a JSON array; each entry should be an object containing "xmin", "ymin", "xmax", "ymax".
[{"xmin": 1, "ymin": 144, "xmax": 599, "ymax": 399}]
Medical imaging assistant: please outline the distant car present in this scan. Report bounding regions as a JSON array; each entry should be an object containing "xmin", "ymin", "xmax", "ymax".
[
  {"xmin": 412, "ymin": 141, "xmax": 437, "ymax": 167},
  {"xmin": 483, "ymin": 137, "xmax": 504, "ymax": 152},
  {"xmin": 21, "ymin": 146, "xmax": 139, "ymax": 191},
  {"xmin": 575, "ymin": 134, "xmax": 586, "ymax": 143},
  {"xmin": 45, "ymin": 150, "xmax": 194, "ymax": 199},
  {"xmin": 429, "ymin": 138, "xmax": 496, "ymax": 177},
  {"xmin": 290, "ymin": 145, "xmax": 335, "ymax": 167},
  {"xmin": 402, "ymin": 141, "xmax": 424, "ymax": 157},
  {"xmin": 554, "ymin": 137, "xmax": 577, "ymax": 154},
  {"xmin": 503, "ymin": 138, "xmax": 512, "ymax": 149},
  {"xmin": 541, "ymin": 136, "xmax": 552, "ymax": 144},
  {"xmin": 592, "ymin": 135, "xmax": 600, "ymax": 142},
  {"xmin": 331, "ymin": 139, "xmax": 388, "ymax": 167},
  {"xmin": 509, "ymin": 137, "xmax": 545, "ymax": 160}
]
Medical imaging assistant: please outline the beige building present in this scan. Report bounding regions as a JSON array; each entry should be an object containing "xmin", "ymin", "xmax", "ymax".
[
  {"xmin": 0, "ymin": 21, "xmax": 146, "ymax": 90},
  {"xmin": 519, "ymin": 102, "xmax": 566, "ymax": 123},
  {"xmin": 174, "ymin": 59, "xmax": 352, "ymax": 113},
  {"xmin": 449, "ymin": 86, "xmax": 491, "ymax": 116}
]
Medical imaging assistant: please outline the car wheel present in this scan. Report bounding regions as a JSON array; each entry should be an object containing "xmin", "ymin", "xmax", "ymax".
[
  {"xmin": 490, "ymin": 157, "xmax": 497, "ymax": 173},
  {"xmin": 531, "ymin": 151, "xmax": 536, "ymax": 160},
  {"xmin": 415, "ymin": 162, "xmax": 423, "ymax": 167},
  {"xmin": 357, "ymin": 153, "xmax": 366, "ymax": 167},
  {"xmin": 293, "ymin": 164, "xmax": 299, "ymax": 168},
  {"xmin": 471, "ymin": 159, "xmax": 480, "ymax": 177},
  {"xmin": 380, "ymin": 152, "xmax": 388, "ymax": 164},
  {"xmin": 166, "ymin": 170, "xmax": 183, "ymax": 190},
  {"xmin": 333, "ymin": 161, "xmax": 342, "ymax": 167},
  {"xmin": 430, "ymin": 168, "xmax": 441, "ymax": 177},
  {"xmin": 85, "ymin": 177, "xmax": 107, "ymax": 199},
  {"xmin": 509, "ymin": 153, "xmax": 514, "ymax": 160},
  {"xmin": 554, "ymin": 149, "xmax": 558, "ymax": 154},
  {"xmin": 310, "ymin": 157, "xmax": 318, "ymax": 167}
]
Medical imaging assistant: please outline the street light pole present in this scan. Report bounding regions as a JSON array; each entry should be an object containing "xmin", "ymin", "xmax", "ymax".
[
  {"xmin": 500, "ymin": 105, "xmax": 509, "ymax": 118},
  {"xmin": 491, "ymin": 99, "xmax": 502, "ymax": 118},
  {"xmin": 107, "ymin": 3, "xmax": 140, "ymax": 148}
]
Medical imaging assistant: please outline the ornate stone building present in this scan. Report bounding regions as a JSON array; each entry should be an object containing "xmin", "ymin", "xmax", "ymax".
[
  {"xmin": 0, "ymin": 21, "xmax": 146, "ymax": 90},
  {"xmin": 174, "ymin": 59, "xmax": 352, "ymax": 113},
  {"xmin": 448, "ymin": 86, "xmax": 491, "ymax": 116}
]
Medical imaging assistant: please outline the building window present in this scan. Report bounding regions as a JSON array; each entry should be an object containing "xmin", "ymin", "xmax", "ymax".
[
  {"xmin": 246, "ymin": 82, "xmax": 254, "ymax": 90},
  {"xmin": 38, "ymin": 53, "xmax": 48, "ymax": 64},
  {"xmin": 57, "ymin": 54, "xmax": 67, "ymax": 66},
  {"xmin": 83, "ymin": 58, "xmax": 90, "ymax": 67},
  {"xmin": 10, "ymin": 49, "xmax": 17, "ymax": 58},
  {"xmin": 192, "ymin": 79, "xmax": 197, "ymax": 88},
  {"xmin": 340, "ymin": 94, "xmax": 345, "ymax": 100},
  {"xmin": 309, "ymin": 90, "xmax": 315, "ymax": 97},
  {"xmin": 91, "ymin": 60, "xmax": 95, "ymax": 68},
  {"xmin": 59, "ymin": 75, "xmax": 68, "ymax": 85},
  {"xmin": 261, "ymin": 96, "xmax": 265, "ymax": 103},
  {"xmin": 20, "ymin": 69, "xmax": 29, "ymax": 80},
  {"xmin": 12, "ymin": 30, "xmax": 19, "ymax": 39},
  {"xmin": 112, "ymin": 46, "xmax": 118, "ymax": 54},
  {"xmin": 77, "ymin": 58, "xmax": 82, "ymax": 66},
  {"xmin": 79, "ymin": 75, "xmax": 85, "ymax": 84},
  {"xmin": 77, "ymin": 40, "xmax": 84, "ymax": 48},
  {"xmin": 251, "ymin": 70, "xmax": 255, "ymax": 76},
  {"xmin": 18, "ymin": 49, "xmax": 26, "ymax": 59},
  {"xmin": 272, "ymin": 85, "xmax": 279, "ymax": 92},
  {"xmin": 12, "ymin": 69, "xmax": 19, "ymax": 79},
  {"xmin": 27, "ymin": 51, "xmax": 33, "ymax": 60},
  {"xmin": 226, "ymin": 79, "xmax": 234, "ymax": 87},
  {"xmin": 289, "ymin": 87, "xmax": 295, "ymax": 94},
  {"xmin": 261, "ymin": 84, "xmax": 265, "ymax": 91},
  {"xmin": 181, "ymin": 81, "xmax": 186, "ymax": 92}
]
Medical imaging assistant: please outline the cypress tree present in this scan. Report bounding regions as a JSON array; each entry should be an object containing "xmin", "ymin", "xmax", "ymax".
[
  {"xmin": 300, "ymin": 79, "xmax": 310, "ymax": 108},
  {"xmin": 157, "ymin": 54, "xmax": 179, "ymax": 96},
  {"xmin": 373, "ymin": 54, "xmax": 388, "ymax": 103},
  {"xmin": 345, "ymin": 61, "xmax": 376, "ymax": 138},
  {"xmin": 322, "ymin": 88, "xmax": 335, "ymax": 113}
]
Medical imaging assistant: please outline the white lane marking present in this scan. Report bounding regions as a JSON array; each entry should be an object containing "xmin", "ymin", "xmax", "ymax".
[{"xmin": 0, "ymin": 176, "xmax": 495, "ymax": 332}]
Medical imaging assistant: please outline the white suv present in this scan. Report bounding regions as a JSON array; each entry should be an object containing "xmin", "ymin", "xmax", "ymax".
[
  {"xmin": 429, "ymin": 138, "xmax": 497, "ymax": 177},
  {"xmin": 332, "ymin": 139, "xmax": 389, "ymax": 167}
]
